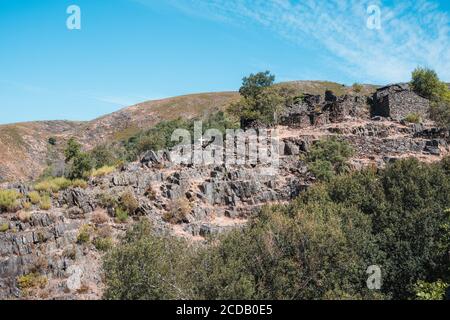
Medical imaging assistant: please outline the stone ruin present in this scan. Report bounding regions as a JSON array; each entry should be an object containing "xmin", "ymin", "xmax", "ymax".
[{"xmin": 371, "ymin": 83, "xmax": 430, "ymax": 121}]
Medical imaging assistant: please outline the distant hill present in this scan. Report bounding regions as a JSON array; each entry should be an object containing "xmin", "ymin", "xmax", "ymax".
[{"xmin": 0, "ymin": 81, "xmax": 377, "ymax": 182}]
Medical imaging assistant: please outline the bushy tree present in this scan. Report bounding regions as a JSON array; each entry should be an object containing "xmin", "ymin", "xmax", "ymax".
[
  {"xmin": 306, "ymin": 137, "xmax": 354, "ymax": 181},
  {"xmin": 103, "ymin": 221, "xmax": 195, "ymax": 300},
  {"xmin": 90, "ymin": 145, "xmax": 117, "ymax": 169},
  {"xmin": 411, "ymin": 67, "xmax": 450, "ymax": 127},
  {"xmin": 64, "ymin": 138, "xmax": 93, "ymax": 179},
  {"xmin": 228, "ymin": 71, "xmax": 290, "ymax": 127},
  {"xmin": 239, "ymin": 71, "xmax": 275, "ymax": 99},
  {"xmin": 411, "ymin": 67, "xmax": 448, "ymax": 100},
  {"xmin": 64, "ymin": 138, "xmax": 81, "ymax": 163}
]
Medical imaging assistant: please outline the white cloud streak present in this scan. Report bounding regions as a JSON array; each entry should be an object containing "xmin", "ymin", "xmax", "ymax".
[{"xmin": 165, "ymin": 0, "xmax": 450, "ymax": 83}]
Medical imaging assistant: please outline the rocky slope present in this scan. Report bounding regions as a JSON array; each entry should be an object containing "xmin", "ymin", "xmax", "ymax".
[
  {"xmin": 1, "ymin": 82, "xmax": 449, "ymax": 300},
  {"xmin": 0, "ymin": 81, "xmax": 377, "ymax": 182}
]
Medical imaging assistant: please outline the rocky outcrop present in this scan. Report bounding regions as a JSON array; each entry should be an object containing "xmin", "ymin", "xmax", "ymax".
[{"xmin": 280, "ymin": 90, "xmax": 370, "ymax": 128}]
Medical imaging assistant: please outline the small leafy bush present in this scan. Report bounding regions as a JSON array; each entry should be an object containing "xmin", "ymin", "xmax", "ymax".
[
  {"xmin": 93, "ymin": 236, "xmax": 113, "ymax": 252},
  {"xmin": 119, "ymin": 191, "xmax": 139, "ymax": 215},
  {"xmin": 404, "ymin": 113, "xmax": 421, "ymax": 124},
  {"xmin": 71, "ymin": 179, "xmax": 88, "ymax": 189},
  {"xmin": 114, "ymin": 207, "xmax": 129, "ymax": 224},
  {"xmin": 352, "ymin": 83, "xmax": 363, "ymax": 93},
  {"xmin": 17, "ymin": 273, "xmax": 48, "ymax": 291},
  {"xmin": 0, "ymin": 189, "xmax": 22, "ymax": 213},
  {"xmin": 414, "ymin": 280, "xmax": 449, "ymax": 300},
  {"xmin": 92, "ymin": 165, "xmax": 116, "ymax": 177},
  {"xmin": 77, "ymin": 224, "xmax": 91, "ymax": 244},
  {"xmin": 163, "ymin": 198, "xmax": 191, "ymax": 224},
  {"xmin": 28, "ymin": 191, "xmax": 41, "ymax": 205},
  {"xmin": 39, "ymin": 195, "xmax": 52, "ymax": 211},
  {"xmin": 0, "ymin": 223, "xmax": 9, "ymax": 232}
]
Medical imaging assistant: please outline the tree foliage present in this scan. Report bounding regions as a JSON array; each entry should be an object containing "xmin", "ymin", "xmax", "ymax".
[{"xmin": 103, "ymin": 157, "xmax": 450, "ymax": 300}]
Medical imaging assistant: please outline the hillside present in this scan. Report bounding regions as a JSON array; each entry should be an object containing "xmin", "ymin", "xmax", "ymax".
[
  {"xmin": 0, "ymin": 81, "xmax": 372, "ymax": 182},
  {"xmin": 0, "ymin": 80, "xmax": 448, "ymax": 299}
]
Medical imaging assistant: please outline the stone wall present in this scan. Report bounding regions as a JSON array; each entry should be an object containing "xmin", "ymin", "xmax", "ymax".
[{"xmin": 372, "ymin": 83, "xmax": 430, "ymax": 120}]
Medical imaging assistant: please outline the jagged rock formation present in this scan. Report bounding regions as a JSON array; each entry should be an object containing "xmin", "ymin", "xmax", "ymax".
[{"xmin": 0, "ymin": 82, "xmax": 449, "ymax": 300}]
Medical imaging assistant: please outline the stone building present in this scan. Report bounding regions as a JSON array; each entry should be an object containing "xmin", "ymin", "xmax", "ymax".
[{"xmin": 371, "ymin": 83, "xmax": 430, "ymax": 121}]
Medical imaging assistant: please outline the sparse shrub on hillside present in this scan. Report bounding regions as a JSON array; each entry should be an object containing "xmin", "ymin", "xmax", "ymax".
[
  {"xmin": 48, "ymin": 137, "xmax": 56, "ymax": 146},
  {"xmin": 17, "ymin": 211, "xmax": 32, "ymax": 223},
  {"xmin": 93, "ymin": 236, "xmax": 113, "ymax": 252},
  {"xmin": 22, "ymin": 201, "xmax": 32, "ymax": 211},
  {"xmin": 0, "ymin": 189, "xmax": 22, "ymax": 213},
  {"xmin": 17, "ymin": 273, "xmax": 48, "ymax": 292},
  {"xmin": 119, "ymin": 191, "xmax": 139, "ymax": 215},
  {"xmin": 91, "ymin": 165, "xmax": 116, "ymax": 177},
  {"xmin": 39, "ymin": 194, "xmax": 51, "ymax": 211},
  {"xmin": 27, "ymin": 191, "xmax": 41, "ymax": 205},
  {"xmin": 91, "ymin": 210, "xmax": 109, "ymax": 225},
  {"xmin": 77, "ymin": 224, "xmax": 92, "ymax": 244},
  {"xmin": 114, "ymin": 207, "xmax": 129, "ymax": 224},
  {"xmin": 352, "ymin": 83, "xmax": 363, "ymax": 93},
  {"xmin": 71, "ymin": 179, "xmax": 88, "ymax": 189},
  {"xmin": 163, "ymin": 198, "xmax": 191, "ymax": 224},
  {"xmin": 144, "ymin": 186, "xmax": 157, "ymax": 201},
  {"xmin": 404, "ymin": 113, "xmax": 421, "ymax": 124},
  {"xmin": 0, "ymin": 223, "xmax": 9, "ymax": 232}
]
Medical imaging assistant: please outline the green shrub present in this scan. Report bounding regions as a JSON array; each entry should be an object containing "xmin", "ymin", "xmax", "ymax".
[
  {"xmin": 411, "ymin": 67, "xmax": 450, "ymax": 128},
  {"xmin": 39, "ymin": 194, "xmax": 52, "ymax": 211},
  {"xmin": 17, "ymin": 273, "xmax": 48, "ymax": 291},
  {"xmin": 22, "ymin": 201, "xmax": 32, "ymax": 211},
  {"xmin": 90, "ymin": 145, "xmax": 117, "ymax": 169},
  {"xmin": 0, "ymin": 189, "xmax": 22, "ymax": 213},
  {"xmin": 306, "ymin": 137, "xmax": 354, "ymax": 181},
  {"xmin": 115, "ymin": 207, "xmax": 129, "ymax": 224},
  {"xmin": 77, "ymin": 225, "xmax": 91, "ymax": 244},
  {"xmin": 102, "ymin": 157, "xmax": 450, "ymax": 300},
  {"xmin": 0, "ymin": 223, "xmax": 9, "ymax": 232},
  {"xmin": 27, "ymin": 191, "xmax": 41, "ymax": 205},
  {"xmin": 91, "ymin": 165, "xmax": 116, "ymax": 177},
  {"xmin": 71, "ymin": 179, "xmax": 88, "ymax": 189},
  {"xmin": 352, "ymin": 83, "xmax": 363, "ymax": 93},
  {"xmin": 103, "ymin": 221, "xmax": 194, "ymax": 300},
  {"xmin": 93, "ymin": 236, "xmax": 113, "ymax": 252},
  {"xmin": 119, "ymin": 191, "xmax": 139, "ymax": 215},
  {"xmin": 411, "ymin": 67, "xmax": 448, "ymax": 100},
  {"xmin": 404, "ymin": 113, "xmax": 421, "ymax": 123},
  {"xmin": 414, "ymin": 280, "xmax": 449, "ymax": 300}
]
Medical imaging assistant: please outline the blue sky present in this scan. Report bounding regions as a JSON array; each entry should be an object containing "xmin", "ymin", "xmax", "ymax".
[{"xmin": 0, "ymin": 0, "xmax": 449, "ymax": 124}]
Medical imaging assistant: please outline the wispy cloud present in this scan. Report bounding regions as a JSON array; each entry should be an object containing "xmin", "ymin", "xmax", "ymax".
[{"xmin": 164, "ymin": 0, "xmax": 450, "ymax": 83}]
